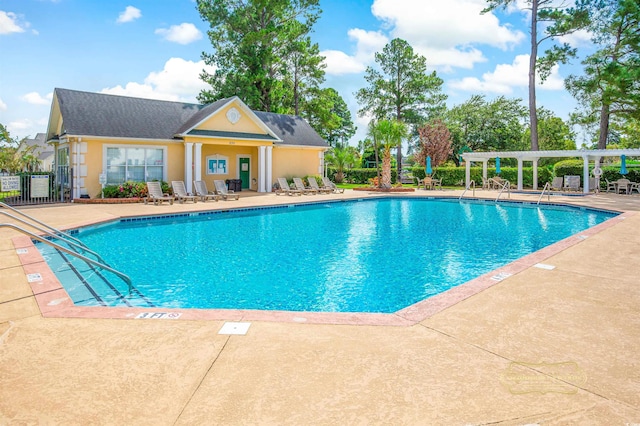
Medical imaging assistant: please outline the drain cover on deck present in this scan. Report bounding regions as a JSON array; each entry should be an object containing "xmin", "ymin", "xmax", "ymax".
[{"xmin": 218, "ymin": 322, "xmax": 251, "ymax": 335}]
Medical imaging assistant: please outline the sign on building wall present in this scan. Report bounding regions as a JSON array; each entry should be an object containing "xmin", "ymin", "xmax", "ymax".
[
  {"xmin": 30, "ymin": 175, "xmax": 49, "ymax": 198},
  {"xmin": 0, "ymin": 176, "xmax": 20, "ymax": 192}
]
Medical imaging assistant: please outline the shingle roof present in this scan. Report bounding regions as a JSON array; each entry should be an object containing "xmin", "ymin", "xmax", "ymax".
[{"xmin": 54, "ymin": 88, "xmax": 327, "ymax": 147}]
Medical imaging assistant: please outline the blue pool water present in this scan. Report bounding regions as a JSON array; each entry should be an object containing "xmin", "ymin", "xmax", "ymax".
[{"xmin": 36, "ymin": 198, "xmax": 617, "ymax": 313}]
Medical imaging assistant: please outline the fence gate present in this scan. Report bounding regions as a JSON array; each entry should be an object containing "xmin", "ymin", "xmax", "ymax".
[{"xmin": 0, "ymin": 168, "xmax": 72, "ymax": 206}]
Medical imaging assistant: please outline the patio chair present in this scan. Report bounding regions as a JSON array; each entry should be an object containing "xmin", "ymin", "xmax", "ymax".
[
  {"xmin": 605, "ymin": 178, "xmax": 616, "ymax": 193},
  {"xmin": 629, "ymin": 181, "xmax": 640, "ymax": 195},
  {"xmin": 275, "ymin": 178, "xmax": 302, "ymax": 196},
  {"xmin": 550, "ymin": 177, "xmax": 563, "ymax": 191},
  {"xmin": 293, "ymin": 177, "xmax": 317, "ymax": 195},
  {"xmin": 308, "ymin": 177, "xmax": 333, "ymax": 194},
  {"xmin": 321, "ymin": 176, "xmax": 344, "ymax": 194},
  {"xmin": 213, "ymin": 179, "xmax": 240, "ymax": 200},
  {"xmin": 481, "ymin": 177, "xmax": 492, "ymax": 189},
  {"xmin": 193, "ymin": 180, "xmax": 220, "ymax": 202},
  {"xmin": 145, "ymin": 181, "xmax": 174, "ymax": 205},
  {"xmin": 171, "ymin": 181, "xmax": 198, "ymax": 204}
]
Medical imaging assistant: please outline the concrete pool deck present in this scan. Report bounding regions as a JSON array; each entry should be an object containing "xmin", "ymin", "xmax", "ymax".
[{"xmin": 1, "ymin": 189, "xmax": 639, "ymax": 424}]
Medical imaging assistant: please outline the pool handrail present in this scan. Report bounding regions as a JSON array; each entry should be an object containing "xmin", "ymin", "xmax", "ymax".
[
  {"xmin": 0, "ymin": 201, "xmax": 87, "ymax": 248},
  {"xmin": 495, "ymin": 180, "xmax": 511, "ymax": 202},
  {"xmin": 0, "ymin": 211, "xmax": 110, "ymax": 265},
  {"xmin": 1, "ymin": 222, "xmax": 133, "ymax": 295},
  {"xmin": 459, "ymin": 180, "xmax": 476, "ymax": 199},
  {"xmin": 537, "ymin": 182, "xmax": 552, "ymax": 205}
]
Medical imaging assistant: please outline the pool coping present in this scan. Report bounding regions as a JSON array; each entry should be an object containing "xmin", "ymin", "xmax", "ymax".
[{"xmin": 13, "ymin": 197, "xmax": 633, "ymax": 326}]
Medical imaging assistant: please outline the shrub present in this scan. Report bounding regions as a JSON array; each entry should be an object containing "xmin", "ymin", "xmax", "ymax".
[{"xmin": 98, "ymin": 181, "xmax": 166, "ymax": 198}]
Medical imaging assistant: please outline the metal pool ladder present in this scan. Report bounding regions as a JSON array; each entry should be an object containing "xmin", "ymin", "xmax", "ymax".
[
  {"xmin": 495, "ymin": 181, "xmax": 511, "ymax": 202},
  {"xmin": 537, "ymin": 182, "xmax": 552, "ymax": 205},
  {"xmin": 459, "ymin": 180, "xmax": 475, "ymax": 200},
  {"xmin": 1, "ymin": 202, "xmax": 132, "ymax": 295}
]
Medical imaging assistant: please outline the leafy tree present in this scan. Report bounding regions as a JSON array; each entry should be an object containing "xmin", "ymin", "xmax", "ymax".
[
  {"xmin": 197, "ymin": 0, "xmax": 322, "ymax": 113},
  {"xmin": 445, "ymin": 95, "xmax": 527, "ymax": 164},
  {"xmin": 415, "ymin": 119, "xmax": 453, "ymax": 174},
  {"xmin": 483, "ymin": 0, "xmax": 589, "ymax": 151},
  {"xmin": 565, "ymin": 0, "xmax": 640, "ymax": 149},
  {"xmin": 302, "ymin": 88, "xmax": 356, "ymax": 146},
  {"xmin": 368, "ymin": 120, "xmax": 407, "ymax": 188},
  {"xmin": 325, "ymin": 145, "xmax": 356, "ymax": 183},
  {"xmin": 355, "ymin": 38, "xmax": 446, "ymax": 179}
]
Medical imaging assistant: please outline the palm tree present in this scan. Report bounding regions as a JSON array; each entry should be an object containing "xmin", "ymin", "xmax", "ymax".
[
  {"xmin": 325, "ymin": 145, "xmax": 356, "ymax": 183},
  {"xmin": 368, "ymin": 120, "xmax": 407, "ymax": 188}
]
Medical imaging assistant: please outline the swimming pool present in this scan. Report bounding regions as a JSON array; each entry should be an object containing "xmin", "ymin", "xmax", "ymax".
[{"xmin": 36, "ymin": 198, "xmax": 617, "ymax": 313}]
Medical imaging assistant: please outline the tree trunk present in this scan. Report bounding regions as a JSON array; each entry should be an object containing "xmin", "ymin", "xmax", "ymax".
[
  {"xmin": 382, "ymin": 148, "xmax": 392, "ymax": 188},
  {"xmin": 598, "ymin": 103, "xmax": 610, "ymax": 149},
  {"xmin": 529, "ymin": 0, "xmax": 539, "ymax": 151}
]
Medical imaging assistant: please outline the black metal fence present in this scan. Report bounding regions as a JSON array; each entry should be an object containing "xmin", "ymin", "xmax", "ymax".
[{"xmin": 0, "ymin": 168, "xmax": 72, "ymax": 206}]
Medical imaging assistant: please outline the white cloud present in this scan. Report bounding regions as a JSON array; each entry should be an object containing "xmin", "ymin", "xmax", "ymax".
[
  {"xmin": 22, "ymin": 91, "xmax": 53, "ymax": 106},
  {"xmin": 0, "ymin": 97, "xmax": 7, "ymax": 111},
  {"xmin": 448, "ymin": 54, "xmax": 565, "ymax": 94},
  {"xmin": 321, "ymin": 29, "xmax": 388, "ymax": 75},
  {"xmin": 0, "ymin": 11, "xmax": 27, "ymax": 34},
  {"xmin": 116, "ymin": 6, "xmax": 141, "ymax": 24},
  {"xmin": 370, "ymin": 0, "xmax": 525, "ymax": 69},
  {"xmin": 101, "ymin": 57, "xmax": 215, "ymax": 102},
  {"xmin": 559, "ymin": 29, "xmax": 592, "ymax": 48},
  {"xmin": 155, "ymin": 23, "xmax": 202, "ymax": 45},
  {"xmin": 8, "ymin": 118, "xmax": 33, "ymax": 131}
]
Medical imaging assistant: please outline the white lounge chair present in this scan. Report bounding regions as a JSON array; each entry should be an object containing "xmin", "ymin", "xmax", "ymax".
[
  {"xmin": 193, "ymin": 180, "xmax": 220, "ymax": 202},
  {"xmin": 321, "ymin": 177, "xmax": 344, "ymax": 194},
  {"xmin": 276, "ymin": 178, "xmax": 302, "ymax": 196},
  {"xmin": 308, "ymin": 177, "xmax": 332, "ymax": 194},
  {"xmin": 213, "ymin": 180, "xmax": 239, "ymax": 200},
  {"xmin": 145, "ymin": 181, "xmax": 174, "ymax": 205},
  {"xmin": 550, "ymin": 176, "xmax": 563, "ymax": 191},
  {"xmin": 171, "ymin": 181, "xmax": 198, "ymax": 203},
  {"xmin": 293, "ymin": 177, "xmax": 317, "ymax": 195}
]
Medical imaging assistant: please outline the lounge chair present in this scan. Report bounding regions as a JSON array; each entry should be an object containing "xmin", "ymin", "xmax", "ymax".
[
  {"xmin": 145, "ymin": 181, "xmax": 174, "ymax": 205},
  {"xmin": 193, "ymin": 180, "xmax": 220, "ymax": 202},
  {"xmin": 171, "ymin": 181, "xmax": 198, "ymax": 203},
  {"xmin": 213, "ymin": 180, "xmax": 239, "ymax": 200},
  {"xmin": 308, "ymin": 178, "xmax": 332, "ymax": 194},
  {"xmin": 550, "ymin": 176, "xmax": 563, "ymax": 191},
  {"xmin": 321, "ymin": 176, "xmax": 344, "ymax": 194},
  {"xmin": 275, "ymin": 178, "xmax": 302, "ymax": 196},
  {"xmin": 563, "ymin": 175, "xmax": 581, "ymax": 192},
  {"xmin": 293, "ymin": 177, "xmax": 317, "ymax": 195}
]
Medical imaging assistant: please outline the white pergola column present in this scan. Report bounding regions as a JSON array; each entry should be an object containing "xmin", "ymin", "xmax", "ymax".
[
  {"xmin": 532, "ymin": 158, "xmax": 539, "ymax": 190},
  {"xmin": 184, "ymin": 142, "xmax": 193, "ymax": 192},
  {"xmin": 482, "ymin": 160, "xmax": 488, "ymax": 180},
  {"xmin": 583, "ymin": 155, "xmax": 590, "ymax": 193},
  {"xmin": 517, "ymin": 158, "xmax": 523, "ymax": 190},
  {"xmin": 258, "ymin": 145, "xmax": 266, "ymax": 192},
  {"xmin": 465, "ymin": 159, "xmax": 471, "ymax": 189},
  {"xmin": 266, "ymin": 146, "xmax": 273, "ymax": 192},
  {"xmin": 192, "ymin": 143, "xmax": 202, "ymax": 193}
]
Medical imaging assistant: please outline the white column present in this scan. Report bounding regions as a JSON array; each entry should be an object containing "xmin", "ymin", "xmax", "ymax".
[
  {"xmin": 184, "ymin": 142, "xmax": 193, "ymax": 192},
  {"xmin": 583, "ymin": 155, "xmax": 590, "ymax": 193},
  {"xmin": 532, "ymin": 158, "xmax": 538, "ymax": 190},
  {"xmin": 266, "ymin": 145, "xmax": 273, "ymax": 192},
  {"xmin": 258, "ymin": 145, "xmax": 266, "ymax": 192},
  {"xmin": 517, "ymin": 158, "xmax": 523, "ymax": 190},
  {"xmin": 482, "ymin": 160, "xmax": 488, "ymax": 180},
  {"xmin": 192, "ymin": 143, "xmax": 202, "ymax": 193},
  {"xmin": 465, "ymin": 159, "xmax": 471, "ymax": 189}
]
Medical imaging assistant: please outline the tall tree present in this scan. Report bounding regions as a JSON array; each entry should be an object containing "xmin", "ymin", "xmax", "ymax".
[
  {"xmin": 482, "ymin": 0, "xmax": 589, "ymax": 151},
  {"xmin": 197, "ymin": 0, "xmax": 322, "ymax": 113},
  {"xmin": 355, "ymin": 38, "xmax": 446, "ymax": 180},
  {"xmin": 566, "ymin": 0, "xmax": 640, "ymax": 149},
  {"xmin": 445, "ymin": 95, "xmax": 527, "ymax": 163},
  {"xmin": 302, "ymin": 88, "xmax": 356, "ymax": 146},
  {"xmin": 368, "ymin": 120, "xmax": 407, "ymax": 188}
]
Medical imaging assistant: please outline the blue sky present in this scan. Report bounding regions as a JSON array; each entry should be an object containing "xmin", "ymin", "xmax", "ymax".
[{"xmin": 1, "ymin": 0, "xmax": 594, "ymax": 145}]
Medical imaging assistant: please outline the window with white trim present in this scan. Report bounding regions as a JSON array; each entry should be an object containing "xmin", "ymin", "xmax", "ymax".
[
  {"xmin": 206, "ymin": 155, "xmax": 228, "ymax": 175},
  {"xmin": 106, "ymin": 147, "xmax": 165, "ymax": 184}
]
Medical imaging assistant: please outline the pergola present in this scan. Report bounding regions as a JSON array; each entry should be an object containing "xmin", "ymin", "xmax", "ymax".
[{"xmin": 461, "ymin": 148, "xmax": 640, "ymax": 194}]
